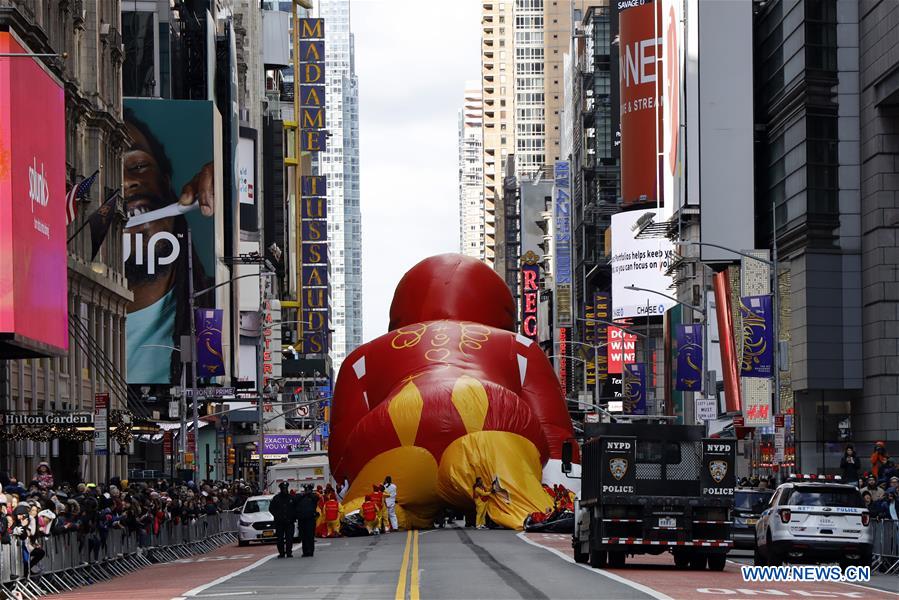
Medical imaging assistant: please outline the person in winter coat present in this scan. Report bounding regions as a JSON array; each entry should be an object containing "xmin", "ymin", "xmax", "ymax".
[
  {"xmin": 840, "ymin": 445, "xmax": 861, "ymax": 484},
  {"xmin": 293, "ymin": 485, "xmax": 319, "ymax": 557},
  {"xmin": 871, "ymin": 442, "xmax": 889, "ymax": 479},
  {"xmin": 34, "ymin": 463, "xmax": 54, "ymax": 490},
  {"xmin": 269, "ymin": 482, "xmax": 295, "ymax": 558}
]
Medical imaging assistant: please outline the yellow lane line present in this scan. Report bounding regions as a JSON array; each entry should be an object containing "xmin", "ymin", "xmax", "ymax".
[
  {"xmin": 410, "ymin": 530, "xmax": 421, "ymax": 600},
  {"xmin": 395, "ymin": 530, "xmax": 413, "ymax": 600}
]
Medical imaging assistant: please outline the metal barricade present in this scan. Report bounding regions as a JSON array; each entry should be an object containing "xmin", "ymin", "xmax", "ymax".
[
  {"xmin": 872, "ymin": 518, "xmax": 899, "ymax": 575},
  {"xmin": 2, "ymin": 513, "xmax": 239, "ymax": 598}
]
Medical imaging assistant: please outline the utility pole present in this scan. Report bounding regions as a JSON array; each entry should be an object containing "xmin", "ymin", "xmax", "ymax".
[{"xmin": 187, "ymin": 228, "xmax": 201, "ymax": 478}]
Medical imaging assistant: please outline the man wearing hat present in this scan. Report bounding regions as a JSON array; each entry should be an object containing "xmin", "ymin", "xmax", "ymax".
[
  {"xmin": 269, "ymin": 482, "xmax": 296, "ymax": 558},
  {"xmin": 294, "ymin": 484, "xmax": 319, "ymax": 557},
  {"xmin": 871, "ymin": 441, "xmax": 889, "ymax": 478}
]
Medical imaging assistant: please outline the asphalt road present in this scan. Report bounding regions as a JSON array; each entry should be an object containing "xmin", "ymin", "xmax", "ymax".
[{"xmin": 185, "ymin": 524, "xmax": 652, "ymax": 600}]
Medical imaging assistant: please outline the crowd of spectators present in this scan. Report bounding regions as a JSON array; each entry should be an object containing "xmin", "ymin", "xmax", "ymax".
[{"xmin": 1, "ymin": 464, "xmax": 258, "ymax": 574}]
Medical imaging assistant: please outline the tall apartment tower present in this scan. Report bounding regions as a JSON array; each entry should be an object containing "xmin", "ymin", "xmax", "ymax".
[
  {"xmin": 459, "ymin": 83, "xmax": 485, "ymax": 259},
  {"xmin": 514, "ymin": 0, "xmax": 547, "ymax": 178},
  {"xmin": 480, "ymin": 0, "xmax": 516, "ymax": 267},
  {"xmin": 317, "ymin": 0, "xmax": 362, "ymax": 373},
  {"xmin": 544, "ymin": 1, "xmax": 587, "ymax": 163}
]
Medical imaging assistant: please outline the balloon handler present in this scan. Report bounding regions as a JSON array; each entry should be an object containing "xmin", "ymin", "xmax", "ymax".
[{"xmin": 328, "ymin": 254, "xmax": 579, "ymax": 530}]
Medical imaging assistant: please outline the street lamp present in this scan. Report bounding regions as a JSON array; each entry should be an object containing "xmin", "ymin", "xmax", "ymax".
[{"xmin": 625, "ymin": 284, "xmax": 709, "ymax": 424}]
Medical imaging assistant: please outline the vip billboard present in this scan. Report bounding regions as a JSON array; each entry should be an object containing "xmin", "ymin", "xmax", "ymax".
[
  {"xmin": 0, "ymin": 32, "xmax": 68, "ymax": 355},
  {"xmin": 610, "ymin": 208, "xmax": 675, "ymax": 319},
  {"xmin": 123, "ymin": 99, "xmax": 222, "ymax": 384}
]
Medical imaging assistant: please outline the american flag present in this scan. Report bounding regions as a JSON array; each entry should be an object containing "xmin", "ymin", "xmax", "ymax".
[{"xmin": 65, "ymin": 170, "xmax": 99, "ymax": 226}]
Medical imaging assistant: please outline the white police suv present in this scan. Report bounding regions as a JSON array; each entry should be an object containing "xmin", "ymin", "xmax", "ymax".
[{"xmin": 755, "ymin": 475, "xmax": 872, "ymax": 569}]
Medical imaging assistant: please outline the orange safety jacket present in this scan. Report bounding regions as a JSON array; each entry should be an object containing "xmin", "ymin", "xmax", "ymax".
[
  {"xmin": 324, "ymin": 499, "xmax": 340, "ymax": 522},
  {"xmin": 361, "ymin": 501, "xmax": 377, "ymax": 522}
]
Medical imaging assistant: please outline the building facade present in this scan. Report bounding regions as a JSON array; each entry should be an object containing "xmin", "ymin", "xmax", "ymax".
[
  {"xmin": 0, "ymin": 0, "xmax": 131, "ymax": 483},
  {"xmin": 317, "ymin": 0, "xmax": 361, "ymax": 373},
  {"xmin": 459, "ymin": 82, "xmax": 485, "ymax": 259}
]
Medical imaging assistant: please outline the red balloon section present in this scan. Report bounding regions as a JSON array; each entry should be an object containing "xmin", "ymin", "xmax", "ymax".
[{"xmin": 329, "ymin": 254, "xmax": 578, "ymax": 529}]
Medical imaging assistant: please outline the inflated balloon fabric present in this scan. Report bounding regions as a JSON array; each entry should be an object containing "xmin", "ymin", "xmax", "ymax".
[{"xmin": 330, "ymin": 254, "xmax": 578, "ymax": 529}]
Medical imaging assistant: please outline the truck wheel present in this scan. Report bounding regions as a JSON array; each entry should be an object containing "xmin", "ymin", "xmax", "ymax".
[
  {"xmin": 589, "ymin": 549, "xmax": 607, "ymax": 568},
  {"xmin": 707, "ymin": 555, "xmax": 726, "ymax": 571},
  {"xmin": 673, "ymin": 551, "xmax": 691, "ymax": 569},
  {"xmin": 689, "ymin": 554, "xmax": 707, "ymax": 570},
  {"xmin": 608, "ymin": 551, "xmax": 626, "ymax": 568},
  {"xmin": 573, "ymin": 543, "xmax": 589, "ymax": 564}
]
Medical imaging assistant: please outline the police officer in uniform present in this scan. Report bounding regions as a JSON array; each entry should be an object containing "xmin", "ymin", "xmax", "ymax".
[
  {"xmin": 294, "ymin": 484, "xmax": 319, "ymax": 557},
  {"xmin": 270, "ymin": 482, "xmax": 295, "ymax": 558}
]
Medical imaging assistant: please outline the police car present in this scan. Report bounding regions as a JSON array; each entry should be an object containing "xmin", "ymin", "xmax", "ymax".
[{"xmin": 754, "ymin": 475, "xmax": 872, "ymax": 569}]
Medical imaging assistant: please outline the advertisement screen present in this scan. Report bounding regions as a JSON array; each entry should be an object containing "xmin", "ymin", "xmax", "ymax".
[
  {"xmin": 610, "ymin": 209, "xmax": 675, "ymax": 319},
  {"xmin": 123, "ymin": 99, "xmax": 221, "ymax": 384},
  {"xmin": 0, "ymin": 32, "xmax": 68, "ymax": 355},
  {"xmin": 619, "ymin": 0, "xmax": 661, "ymax": 208}
]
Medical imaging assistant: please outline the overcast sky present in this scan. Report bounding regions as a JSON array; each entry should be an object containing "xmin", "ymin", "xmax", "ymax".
[{"xmin": 352, "ymin": 0, "xmax": 482, "ymax": 341}]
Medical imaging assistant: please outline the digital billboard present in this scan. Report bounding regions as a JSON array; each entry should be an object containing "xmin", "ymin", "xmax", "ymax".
[
  {"xmin": 610, "ymin": 208, "xmax": 676, "ymax": 319},
  {"xmin": 0, "ymin": 32, "xmax": 68, "ymax": 356},
  {"xmin": 123, "ymin": 99, "xmax": 222, "ymax": 384}
]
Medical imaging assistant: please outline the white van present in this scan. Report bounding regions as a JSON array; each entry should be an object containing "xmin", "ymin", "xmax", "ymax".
[{"xmin": 265, "ymin": 451, "xmax": 331, "ymax": 494}]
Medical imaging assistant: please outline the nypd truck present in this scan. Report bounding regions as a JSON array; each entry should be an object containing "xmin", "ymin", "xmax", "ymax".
[{"xmin": 564, "ymin": 423, "xmax": 735, "ymax": 570}]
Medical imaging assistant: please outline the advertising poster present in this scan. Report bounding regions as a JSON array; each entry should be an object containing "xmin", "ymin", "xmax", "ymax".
[
  {"xmin": 123, "ymin": 99, "xmax": 221, "ymax": 385},
  {"xmin": 196, "ymin": 309, "xmax": 225, "ymax": 377},
  {"xmin": 618, "ymin": 0, "xmax": 661, "ymax": 208},
  {"xmin": 94, "ymin": 393, "xmax": 109, "ymax": 455},
  {"xmin": 553, "ymin": 161, "xmax": 572, "ymax": 327},
  {"xmin": 594, "ymin": 293, "xmax": 610, "ymax": 382},
  {"xmin": 610, "ymin": 209, "xmax": 675, "ymax": 319},
  {"xmin": 739, "ymin": 294, "xmax": 774, "ymax": 378},
  {"xmin": 0, "ymin": 31, "xmax": 68, "ymax": 355},
  {"xmin": 623, "ymin": 362, "xmax": 646, "ymax": 415},
  {"xmin": 675, "ymin": 323, "xmax": 703, "ymax": 391}
]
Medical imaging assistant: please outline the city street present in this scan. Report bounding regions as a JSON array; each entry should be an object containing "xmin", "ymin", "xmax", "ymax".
[{"xmin": 51, "ymin": 527, "xmax": 897, "ymax": 600}]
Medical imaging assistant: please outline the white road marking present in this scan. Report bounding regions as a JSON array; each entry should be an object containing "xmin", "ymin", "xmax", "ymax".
[
  {"xmin": 177, "ymin": 544, "xmax": 299, "ymax": 598},
  {"xmin": 516, "ymin": 532, "xmax": 674, "ymax": 600}
]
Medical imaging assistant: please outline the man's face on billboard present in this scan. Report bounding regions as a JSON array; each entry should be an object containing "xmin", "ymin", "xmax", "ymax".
[{"xmin": 124, "ymin": 122, "xmax": 176, "ymax": 285}]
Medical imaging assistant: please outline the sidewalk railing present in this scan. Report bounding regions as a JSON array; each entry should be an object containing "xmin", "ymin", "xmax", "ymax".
[
  {"xmin": 872, "ymin": 518, "xmax": 899, "ymax": 575},
  {"xmin": 0, "ymin": 512, "xmax": 239, "ymax": 599}
]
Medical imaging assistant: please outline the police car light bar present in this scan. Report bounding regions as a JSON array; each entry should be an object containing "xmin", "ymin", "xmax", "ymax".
[{"xmin": 786, "ymin": 474, "xmax": 842, "ymax": 481}]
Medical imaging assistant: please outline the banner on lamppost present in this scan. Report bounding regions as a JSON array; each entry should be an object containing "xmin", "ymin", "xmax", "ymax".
[
  {"xmin": 675, "ymin": 323, "xmax": 703, "ymax": 391},
  {"xmin": 196, "ymin": 309, "xmax": 225, "ymax": 377},
  {"xmin": 94, "ymin": 393, "xmax": 108, "ymax": 456},
  {"xmin": 594, "ymin": 293, "xmax": 610, "ymax": 383},
  {"xmin": 623, "ymin": 362, "xmax": 646, "ymax": 415},
  {"xmin": 740, "ymin": 294, "xmax": 773, "ymax": 378}
]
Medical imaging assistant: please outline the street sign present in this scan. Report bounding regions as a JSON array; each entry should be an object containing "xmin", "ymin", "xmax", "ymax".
[
  {"xmin": 774, "ymin": 413, "xmax": 785, "ymax": 428},
  {"xmin": 585, "ymin": 413, "xmax": 600, "ymax": 423},
  {"xmin": 184, "ymin": 387, "xmax": 236, "ymax": 398},
  {"xmin": 695, "ymin": 397, "xmax": 718, "ymax": 422},
  {"xmin": 163, "ymin": 431, "xmax": 173, "ymax": 457},
  {"xmin": 94, "ymin": 393, "xmax": 108, "ymax": 456},
  {"xmin": 733, "ymin": 415, "xmax": 745, "ymax": 428},
  {"xmin": 608, "ymin": 400, "xmax": 623, "ymax": 413}
]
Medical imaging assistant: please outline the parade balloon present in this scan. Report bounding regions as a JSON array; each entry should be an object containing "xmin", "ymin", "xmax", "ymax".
[{"xmin": 329, "ymin": 254, "xmax": 579, "ymax": 529}]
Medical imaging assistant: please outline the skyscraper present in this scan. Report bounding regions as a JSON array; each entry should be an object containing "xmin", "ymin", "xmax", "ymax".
[
  {"xmin": 514, "ymin": 0, "xmax": 546, "ymax": 178},
  {"xmin": 317, "ymin": 0, "xmax": 361, "ymax": 373},
  {"xmin": 459, "ymin": 82, "xmax": 485, "ymax": 259}
]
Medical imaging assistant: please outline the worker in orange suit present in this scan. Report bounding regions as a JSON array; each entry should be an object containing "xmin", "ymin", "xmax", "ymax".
[
  {"xmin": 315, "ymin": 485, "xmax": 327, "ymax": 537},
  {"xmin": 473, "ymin": 477, "xmax": 492, "ymax": 530},
  {"xmin": 370, "ymin": 484, "xmax": 385, "ymax": 533},
  {"xmin": 361, "ymin": 495, "xmax": 379, "ymax": 535},
  {"xmin": 324, "ymin": 492, "xmax": 342, "ymax": 537}
]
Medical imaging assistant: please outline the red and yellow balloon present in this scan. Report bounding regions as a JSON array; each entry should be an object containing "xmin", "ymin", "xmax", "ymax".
[{"xmin": 329, "ymin": 254, "xmax": 579, "ymax": 529}]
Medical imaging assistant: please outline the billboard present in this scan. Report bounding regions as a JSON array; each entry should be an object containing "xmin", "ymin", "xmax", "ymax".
[
  {"xmin": 0, "ymin": 32, "xmax": 68, "ymax": 355},
  {"xmin": 553, "ymin": 161, "xmax": 572, "ymax": 327},
  {"xmin": 618, "ymin": 0, "xmax": 660, "ymax": 208},
  {"xmin": 298, "ymin": 19, "xmax": 327, "ymax": 153},
  {"xmin": 610, "ymin": 208, "xmax": 675, "ymax": 319},
  {"xmin": 300, "ymin": 176, "xmax": 329, "ymax": 354},
  {"xmin": 660, "ymin": 0, "xmax": 684, "ymax": 219},
  {"xmin": 123, "ymin": 99, "xmax": 222, "ymax": 385},
  {"xmin": 520, "ymin": 263, "xmax": 539, "ymax": 341}
]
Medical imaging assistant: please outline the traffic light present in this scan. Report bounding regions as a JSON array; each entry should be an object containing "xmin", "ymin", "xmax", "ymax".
[{"xmin": 228, "ymin": 447, "xmax": 236, "ymax": 465}]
